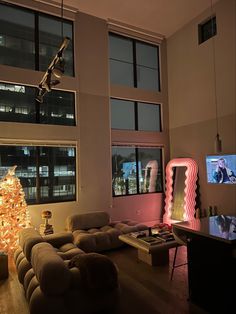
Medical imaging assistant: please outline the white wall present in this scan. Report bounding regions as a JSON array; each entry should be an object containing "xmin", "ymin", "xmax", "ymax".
[
  {"xmin": 0, "ymin": 2, "xmax": 169, "ymax": 232},
  {"xmin": 167, "ymin": 0, "xmax": 236, "ymax": 215}
]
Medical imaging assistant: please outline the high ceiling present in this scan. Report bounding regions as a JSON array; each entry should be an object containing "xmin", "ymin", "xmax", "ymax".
[{"xmin": 46, "ymin": 0, "xmax": 218, "ymax": 38}]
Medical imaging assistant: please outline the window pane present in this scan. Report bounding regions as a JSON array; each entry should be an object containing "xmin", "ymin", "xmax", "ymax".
[
  {"xmin": 138, "ymin": 148, "xmax": 163, "ymax": 193},
  {"xmin": 39, "ymin": 147, "xmax": 76, "ymax": 203},
  {"xmin": 40, "ymin": 90, "xmax": 75, "ymax": 125},
  {"xmin": 109, "ymin": 34, "xmax": 134, "ymax": 86},
  {"xmin": 0, "ymin": 3, "xmax": 35, "ymax": 69},
  {"xmin": 111, "ymin": 98, "xmax": 135, "ymax": 130},
  {"xmin": 0, "ymin": 145, "xmax": 76, "ymax": 204},
  {"xmin": 136, "ymin": 42, "xmax": 158, "ymax": 69},
  {"xmin": 138, "ymin": 102, "xmax": 161, "ymax": 131},
  {"xmin": 112, "ymin": 147, "xmax": 137, "ymax": 196},
  {"xmin": 0, "ymin": 146, "xmax": 37, "ymax": 204},
  {"xmin": 199, "ymin": 16, "xmax": 217, "ymax": 44},
  {"xmin": 0, "ymin": 83, "xmax": 36, "ymax": 123},
  {"xmin": 39, "ymin": 15, "xmax": 74, "ymax": 76},
  {"xmin": 136, "ymin": 41, "xmax": 160, "ymax": 91},
  {"xmin": 109, "ymin": 34, "xmax": 133, "ymax": 63},
  {"xmin": 137, "ymin": 66, "xmax": 160, "ymax": 91},
  {"xmin": 0, "ymin": 82, "xmax": 75, "ymax": 126},
  {"xmin": 110, "ymin": 59, "xmax": 134, "ymax": 86}
]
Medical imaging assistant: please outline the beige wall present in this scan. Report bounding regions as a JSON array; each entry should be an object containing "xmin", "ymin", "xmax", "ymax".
[
  {"xmin": 0, "ymin": 2, "xmax": 169, "ymax": 232},
  {"xmin": 167, "ymin": 0, "xmax": 236, "ymax": 215}
]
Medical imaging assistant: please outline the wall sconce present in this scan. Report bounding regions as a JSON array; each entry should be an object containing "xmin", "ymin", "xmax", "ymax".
[{"xmin": 35, "ymin": 36, "xmax": 70, "ymax": 103}]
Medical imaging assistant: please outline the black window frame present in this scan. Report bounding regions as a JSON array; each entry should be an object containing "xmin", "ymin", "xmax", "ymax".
[
  {"xmin": 0, "ymin": 0, "xmax": 74, "ymax": 75},
  {"xmin": 109, "ymin": 32, "xmax": 161, "ymax": 91},
  {"xmin": 110, "ymin": 97, "xmax": 162, "ymax": 132},
  {"xmin": 0, "ymin": 145, "xmax": 76, "ymax": 204},
  {"xmin": 0, "ymin": 81, "xmax": 76, "ymax": 126},
  {"xmin": 112, "ymin": 145, "xmax": 164, "ymax": 197},
  {"xmin": 198, "ymin": 16, "xmax": 217, "ymax": 45}
]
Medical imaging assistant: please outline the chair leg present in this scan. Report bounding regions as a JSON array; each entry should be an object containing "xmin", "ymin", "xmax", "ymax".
[{"xmin": 170, "ymin": 246, "xmax": 178, "ymax": 281}]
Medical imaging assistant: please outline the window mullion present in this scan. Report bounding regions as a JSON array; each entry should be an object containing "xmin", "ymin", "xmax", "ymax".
[
  {"xmin": 34, "ymin": 12, "xmax": 39, "ymax": 71},
  {"xmin": 48, "ymin": 148, "xmax": 54, "ymax": 200},
  {"xmin": 134, "ymin": 101, "xmax": 138, "ymax": 130},
  {"xmin": 135, "ymin": 147, "xmax": 140, "ymax": 194},
  {"xmin": 36, "ymin": 147, "xmax": 40, "ymax": 203},
  {"xmin": 133, "ymin": 39, "xmax": 137, "ymax": 87}
]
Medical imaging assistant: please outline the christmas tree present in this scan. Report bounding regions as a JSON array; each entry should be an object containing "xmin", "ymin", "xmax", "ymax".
[{"xmin": 0, "ymin": 165, "xmax": 30, "ymax": 254}]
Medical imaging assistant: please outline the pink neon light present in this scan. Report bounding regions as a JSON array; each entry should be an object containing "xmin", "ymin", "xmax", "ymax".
[{"xmin": 163, "ymin": 158, "xmax": 198, "ymax": 223}]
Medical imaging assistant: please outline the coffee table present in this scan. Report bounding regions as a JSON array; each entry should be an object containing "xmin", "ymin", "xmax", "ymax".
[{"xmin": 119, "ymin": 234, "xmax": 178, "ymax": 266}]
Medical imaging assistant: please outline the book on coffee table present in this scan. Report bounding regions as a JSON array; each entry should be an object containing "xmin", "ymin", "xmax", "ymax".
[
  {"xmin": 138, "ymin": 236, "xmax": 165, "ymax": 245},
  {"xmin": 130, "ymin": 230, "xmax": 149, "ymax": 238},
  {"xmin": 156, "ymin": 233, "xmax": 175, "ymax": 242}
]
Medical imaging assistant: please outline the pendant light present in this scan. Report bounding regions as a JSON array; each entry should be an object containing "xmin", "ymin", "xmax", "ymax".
[{"xmin": 210, "ymin": 0, "xmax": 222, "ymax": 153}]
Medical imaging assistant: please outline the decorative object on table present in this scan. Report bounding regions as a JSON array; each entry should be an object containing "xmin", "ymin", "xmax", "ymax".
[
  {"xmin": 195, "ymin": 208, "xmax": 201, "ymax": 219},
  {"xmin": 0, "ymin": 251, "xmax": 8, "ymax": 280},
  {"xmin": 151, "ymin": 223, "xmax": 174, "ymax": 242},
  {"xmin": 0, "ymin": 165, "xmax": 30, "ymax": 254},
  {"xmin": 39, "ymin": 210, "xmax": 54, "ymax": 235}
]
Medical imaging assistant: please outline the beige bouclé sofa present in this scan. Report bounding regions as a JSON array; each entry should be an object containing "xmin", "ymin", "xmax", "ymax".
[
  {"xmin": 14, "ymin": 228, "xmax": 120, "ymax": 314},
  {"xmin": 66, "ymin": 211, "xmax": 148, "ymax": 252}
]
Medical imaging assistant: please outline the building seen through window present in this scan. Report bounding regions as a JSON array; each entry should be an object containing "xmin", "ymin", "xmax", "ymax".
[
  {"xmin": 0, "ymin": 82, "xmax": 75, "ymax": 126},
  {"xmin": 0, "ymin": 145, "xmax": 76, "ymax": 204},
  {"xmin": 0, "ymin": 2, "xmax": 74, "ymax": 75},
  {"xmin": 112, "ymin": 146, "xmax": 163, "ymax": 196}
]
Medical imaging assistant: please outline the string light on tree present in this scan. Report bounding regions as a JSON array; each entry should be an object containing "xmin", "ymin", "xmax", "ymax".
[{"xmin": 0, "ymin": 165, "xmax": 30, "ymax": 254}]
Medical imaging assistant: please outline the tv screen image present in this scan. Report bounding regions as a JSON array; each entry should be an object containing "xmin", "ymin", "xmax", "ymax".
[
  {"xmin": 209, "ymin": 215, "xmax": 236, "ymax": 240},
  {"xmin": 206, "ymin": 154, "xmax": 236, "ymax": 184}
]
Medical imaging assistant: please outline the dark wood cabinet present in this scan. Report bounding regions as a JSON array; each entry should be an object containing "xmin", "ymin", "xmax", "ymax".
[{"xmin": 173, "ymin": 216, "xmax": 236, "ymax": 313}]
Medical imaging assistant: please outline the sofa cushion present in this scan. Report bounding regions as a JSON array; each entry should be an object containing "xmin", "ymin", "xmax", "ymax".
[
  {"xmin": 68, "ymin": 253, "xmax": 118, "ymax": 290},
  {"xmin": 31, "ymin": 242, "xmax": 70, "ymax": 296},
  {"xmin": 73, "ymin": 228, "xmax": 122, "ymax": 253},
  {"xmin": 43, "ymin": 232, "xmax": 74, "ymax": 248},
  {"xmin": 114, "ymin": 222, "xmax": 148, "ymax": 234},
  {"xmin": 19, "ymin": 228, "xmax": 44, "ymax": 261},
  {"xmin": 56, "ymin": 243, "xmax": 85, "ymax": 260},
  {"xmin": 66, "ymin": 211, "xmax": 110, "ymax": 231}
]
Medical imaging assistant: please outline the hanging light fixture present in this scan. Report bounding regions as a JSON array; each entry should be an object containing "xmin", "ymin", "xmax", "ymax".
[
  {"xmin": 210, "ymin": 0, "xmax": 222, "ymax": 153},
  {"xmin": 35, "ymin": 0, "xmax": 70, "ymax": 103}
]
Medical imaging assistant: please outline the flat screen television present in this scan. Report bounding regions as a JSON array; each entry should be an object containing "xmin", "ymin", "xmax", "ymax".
[{"xmin": 206, "ymin": 154, "xmax": 236, "ymax": 184}]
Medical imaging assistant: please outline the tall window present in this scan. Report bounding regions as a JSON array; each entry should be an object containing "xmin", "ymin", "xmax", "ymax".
[
  {"xmin": 0, "ymin": 2, "xmax": 74, "ymax": 75},
  {"xmin": 0, "ymin": 145, "xmax": 76, "ymax": 204},
  {"xmin": 0, "ymin": 82, "xmax": 75, "ymax": 125},
  {"xmin": 111, "ymin": 98, "xmax": 161, "ymax": 131},
  {"xmin": 38, "ymin": 14, "xmax": 74, "ymax": 76},
  {"xmin": 109, "ymin": 33, "xmax": 160, "ymax": 91},
  {"xmin": 112, "ymin": 146, "xmax": 163, "ymax": 196}
]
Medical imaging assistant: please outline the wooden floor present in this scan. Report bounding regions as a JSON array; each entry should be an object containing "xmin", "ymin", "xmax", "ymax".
[
  {"xmin": 106, "ymin": 246, "xmax": 208, "ymax": 314},
  {"xmin": 0, "ymin": 246, "xmax": 208, "ymax": 314},
  {"xmin": 0, "ymin": 255, "xmax": 29, "ymax": 314}
]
